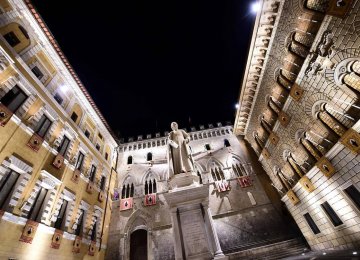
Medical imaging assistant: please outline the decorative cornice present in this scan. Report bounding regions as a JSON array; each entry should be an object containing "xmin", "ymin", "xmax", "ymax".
[
  {"xmin": 19, "ymin": 0, "xmax": 116, "ymax": 145},
  {"xmin": 234, "ymin": 0, "xmax": 281, "ymax": 135}
]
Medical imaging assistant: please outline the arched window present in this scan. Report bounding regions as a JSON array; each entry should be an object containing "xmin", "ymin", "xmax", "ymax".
[
  {"xmin": 121, "ymin": 185, "xmax": 126, "ymax": 199},
  {"xmin": 224, "ymin": 139, "xmax": 231, "ymax": 147},
  {"xmin": 144, "ymin": 181, "xmax": 148, "ymax": 195},
  {"xmin": 144, "ymin": 175, "xmax": 157, "ymax": 195},
  {"xmin": 130, "ymin": 183, "xmax": 134, "ymax": 197},
  {"xmin": 148, "ymin": 180, "xmax": 153, "ymax": 194},
  {"xmin": 127, "ymin": 156, "xmax": 133, "ymax": 165},
  {"xmin": 126, "ymin": 184, "xmax": 130, "ymax": 198},
  {"xmin": 197, "ymin": 171, "xmax": 202, "ymax": 184},
  {"xmin": 147, "ymin": 152, "xmax": 152, "ymax": 161}
]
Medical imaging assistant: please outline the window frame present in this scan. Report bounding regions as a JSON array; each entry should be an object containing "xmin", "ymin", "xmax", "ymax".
[
  {"xmin": 0, "ymin": 85, "xmax": 28, "ymax": 113},
  {"xmin": 303, "ymin": 212, "xmax": 321, "ymax": 235},
  {"xmin": 34, "ymin": 114, "xmax": 52, "ymax": 138},
  {"xmin": 3, "ymin": 31, "xmax": 20, "ymax": 47},
  {"xmin": 70, "ymin": 112, "xmax": 78, "ymax": 123},
  {"xmin": 53, "ymin": 92, "xmax": 64, "ymax": 105},
  {"xmin": 57, "ymin": 136, "xmax": 71, "ymax": 156},
  {"xmin": 319, "ymin": 201, "xmax": 344, "ymax": 228},
  {"xmin": 339, "ymin": 181, "xmax": 360, "ymax": 215},
  {"xmin": 31, "ymin": 66, "xmax": 44, "ymax": 80},
  {"xmin": 89, "ymin": 165, "xmax": 97, "ymax": 182}
]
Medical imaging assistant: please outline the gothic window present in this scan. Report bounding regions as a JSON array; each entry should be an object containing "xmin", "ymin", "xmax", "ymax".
[
  {"xmin": 0, "ymin": 170, "xmax": 20, "ymax": 211},
  {"xmin": 3, "ymin": 31, "xmax": 20, "ymax": 47},
  {"xmin": 75, "ymin": 152, "xmax": 85, "ymax": 171},
  {"xmin": 232, "ymin": 164, "xmax": 243, "ymax": 177},
  {"xmin": 320, "ymin": 201, "xmax": 343, "ymax": 227},
  {"xmin": 147, "ymin": 152, "xmax": 153, "ymax": 161},
  {"xmin": 57, "ymin": 136, "xmax": 70, "ymax": 156},
  {"xmin": 130, "ymin": 183, "xmax": 134, "ymax": 197},
  {"xmin": 224, "ymin": 139, "xmax": 231, "ymax": 147},
  {"xmin": 144, "ymin": 176, "xmax": 156, "ymax": 195},
  {"xmin": 211, "ymin": 167, "xmax": 225, "ymax": 181},
  {"xmin": 122, "ymin": 183, "xmax": 135, "ymax": 198},
  {"xmin": 95, "ymin": 144, "xmax": 100, "ymax": 151},
  {"xmin": 105, "ymin": 152, "xmax": 109, "ymax": 161},
  {"xmin": 89, "ymin": 165, "xmax": 97, "ymax": 182},
  {"xmin": 197, "ymin": 171, "xmax": 202, "ymax": 184},
  {"xmin": 343, "ymin": 185, "xmax": 360, "ymax": 211},
  {"xmin": 54, "ymin": 199, "xmax": 68, "ymax": 230},
  {"xmin": 304, "ymin": 213, "xmax": 321, "ymax": 234},
  {"xmin": 0, "ymin": 85, "xmax": 27, "ymax": 113},
  {"xmin": 127, "ymin": 156, "xmax": 133, "ymax": 165},
  {"xmin": 34, "ymin": 114, "xmax": 52, "ymax": 138}
]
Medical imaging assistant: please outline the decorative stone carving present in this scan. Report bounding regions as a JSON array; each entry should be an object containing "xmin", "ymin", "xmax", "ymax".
[
  {"xmin": 316, "ymin": 157, "xmax": 336, "ymax": 178},
  {"xmin": 286, "ymin": 189, "xmax": 300, "ymax": 205},
  {"xmin": 340, "ymin": 128, "xmax": 360, "ymax": 154}
]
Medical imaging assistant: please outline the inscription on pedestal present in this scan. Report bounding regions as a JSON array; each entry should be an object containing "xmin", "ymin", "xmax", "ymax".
[{"xmin": 179, "ymin": 208, "xmax": 210, "ymax": 258}]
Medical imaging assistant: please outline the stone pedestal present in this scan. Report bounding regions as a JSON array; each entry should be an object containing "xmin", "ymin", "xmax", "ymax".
[
  {"xmin": 165, "ymin": 174, "xmax": 227, "ymax": 260},
  {"xmin": 168, "ymin": 172, "xmax": 200, "ymax": 190}
]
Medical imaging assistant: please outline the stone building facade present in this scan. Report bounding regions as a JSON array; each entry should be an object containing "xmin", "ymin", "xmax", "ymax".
[
  {"xmin": 0, "ymin": 0, "xmax": 117, "ymax": 259},
  {"xmin": 106, "ymin": 124, "xmax": 303, "ymax": 259},
  {"xmin": 235, "ymin": 0, "xmax": 360, "ymax": 253}
]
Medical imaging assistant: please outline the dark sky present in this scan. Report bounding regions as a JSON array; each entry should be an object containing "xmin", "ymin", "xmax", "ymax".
[{"xmin": 31, "ymin": 0, "xmax": 255, "ymax": 140}]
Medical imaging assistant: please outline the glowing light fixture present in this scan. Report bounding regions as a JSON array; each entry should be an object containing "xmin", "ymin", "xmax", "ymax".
[
  {"xmin": 251, "ymin": 2, "xmax": 261, "ymax": 13},
  {"xmin": 322, "ymin": 252, "xmax": 327, "ymax": 255},
  {"xmin": 235, "ymin": 104, "xmax": 240, "ymax": 109},
  {"xmin": 59, "ymin": 85, "xmax": 68, "ymax": 93},
  {"xmin": 353, "ymin": 252, "xmax": 358, "ymax": 255}
]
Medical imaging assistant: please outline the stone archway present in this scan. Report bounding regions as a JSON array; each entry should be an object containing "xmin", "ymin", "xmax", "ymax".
[{"xmin": 130, "ymin": 228, "xmax": 148, "ymax": 260}]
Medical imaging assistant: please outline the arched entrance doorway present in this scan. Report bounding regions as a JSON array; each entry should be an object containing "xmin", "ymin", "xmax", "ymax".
[{"xmin": 130, "ymin": 229, "xmax": 148, "ymax": 260}]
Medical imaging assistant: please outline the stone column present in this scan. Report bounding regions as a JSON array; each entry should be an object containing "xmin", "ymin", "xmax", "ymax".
[
  {"xmin": 170, "ymin": 208, "xmax": 184, "ymax": 260},
  {"xmin": 202, "ymin": 202, "xmax": 226, "ymax": 259}
]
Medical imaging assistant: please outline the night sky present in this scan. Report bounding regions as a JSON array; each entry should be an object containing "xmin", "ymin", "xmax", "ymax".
[{"xmin": 31, "ymin": 0, "xmax": 255, "ymax": 140}]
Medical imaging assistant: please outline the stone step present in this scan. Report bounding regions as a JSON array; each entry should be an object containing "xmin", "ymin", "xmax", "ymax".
[{"xmin": 227, "ymin": 238, "xmax": 308, "ymax": 260}]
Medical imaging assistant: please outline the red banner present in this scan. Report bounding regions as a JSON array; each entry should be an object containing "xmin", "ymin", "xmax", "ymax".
[
  {"xmin": 50, "ymin": 229, "xmax": 63, "ymax": 249},
  {"xmin": 120, "ymin": 198, "xmax": 133, "ymax": 211},
  {"xmin": 144, "ymin": 194, "xmax": 156, "ymax": 206},
  {"xmin": 19, "ymin": 220, "xmax": 39, "ymax": 244},
  {"xmin": 215, "ymin": 180, "xmax": 230, "ymax": 192},
  {"xmin": 237, "ymin": 176, "xmax": 252, "ymax": 188}
]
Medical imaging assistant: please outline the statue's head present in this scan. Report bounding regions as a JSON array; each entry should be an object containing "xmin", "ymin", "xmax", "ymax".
[{"xmin": 171, "ymin": 122, "xmax": 178, "ymax": 131}]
